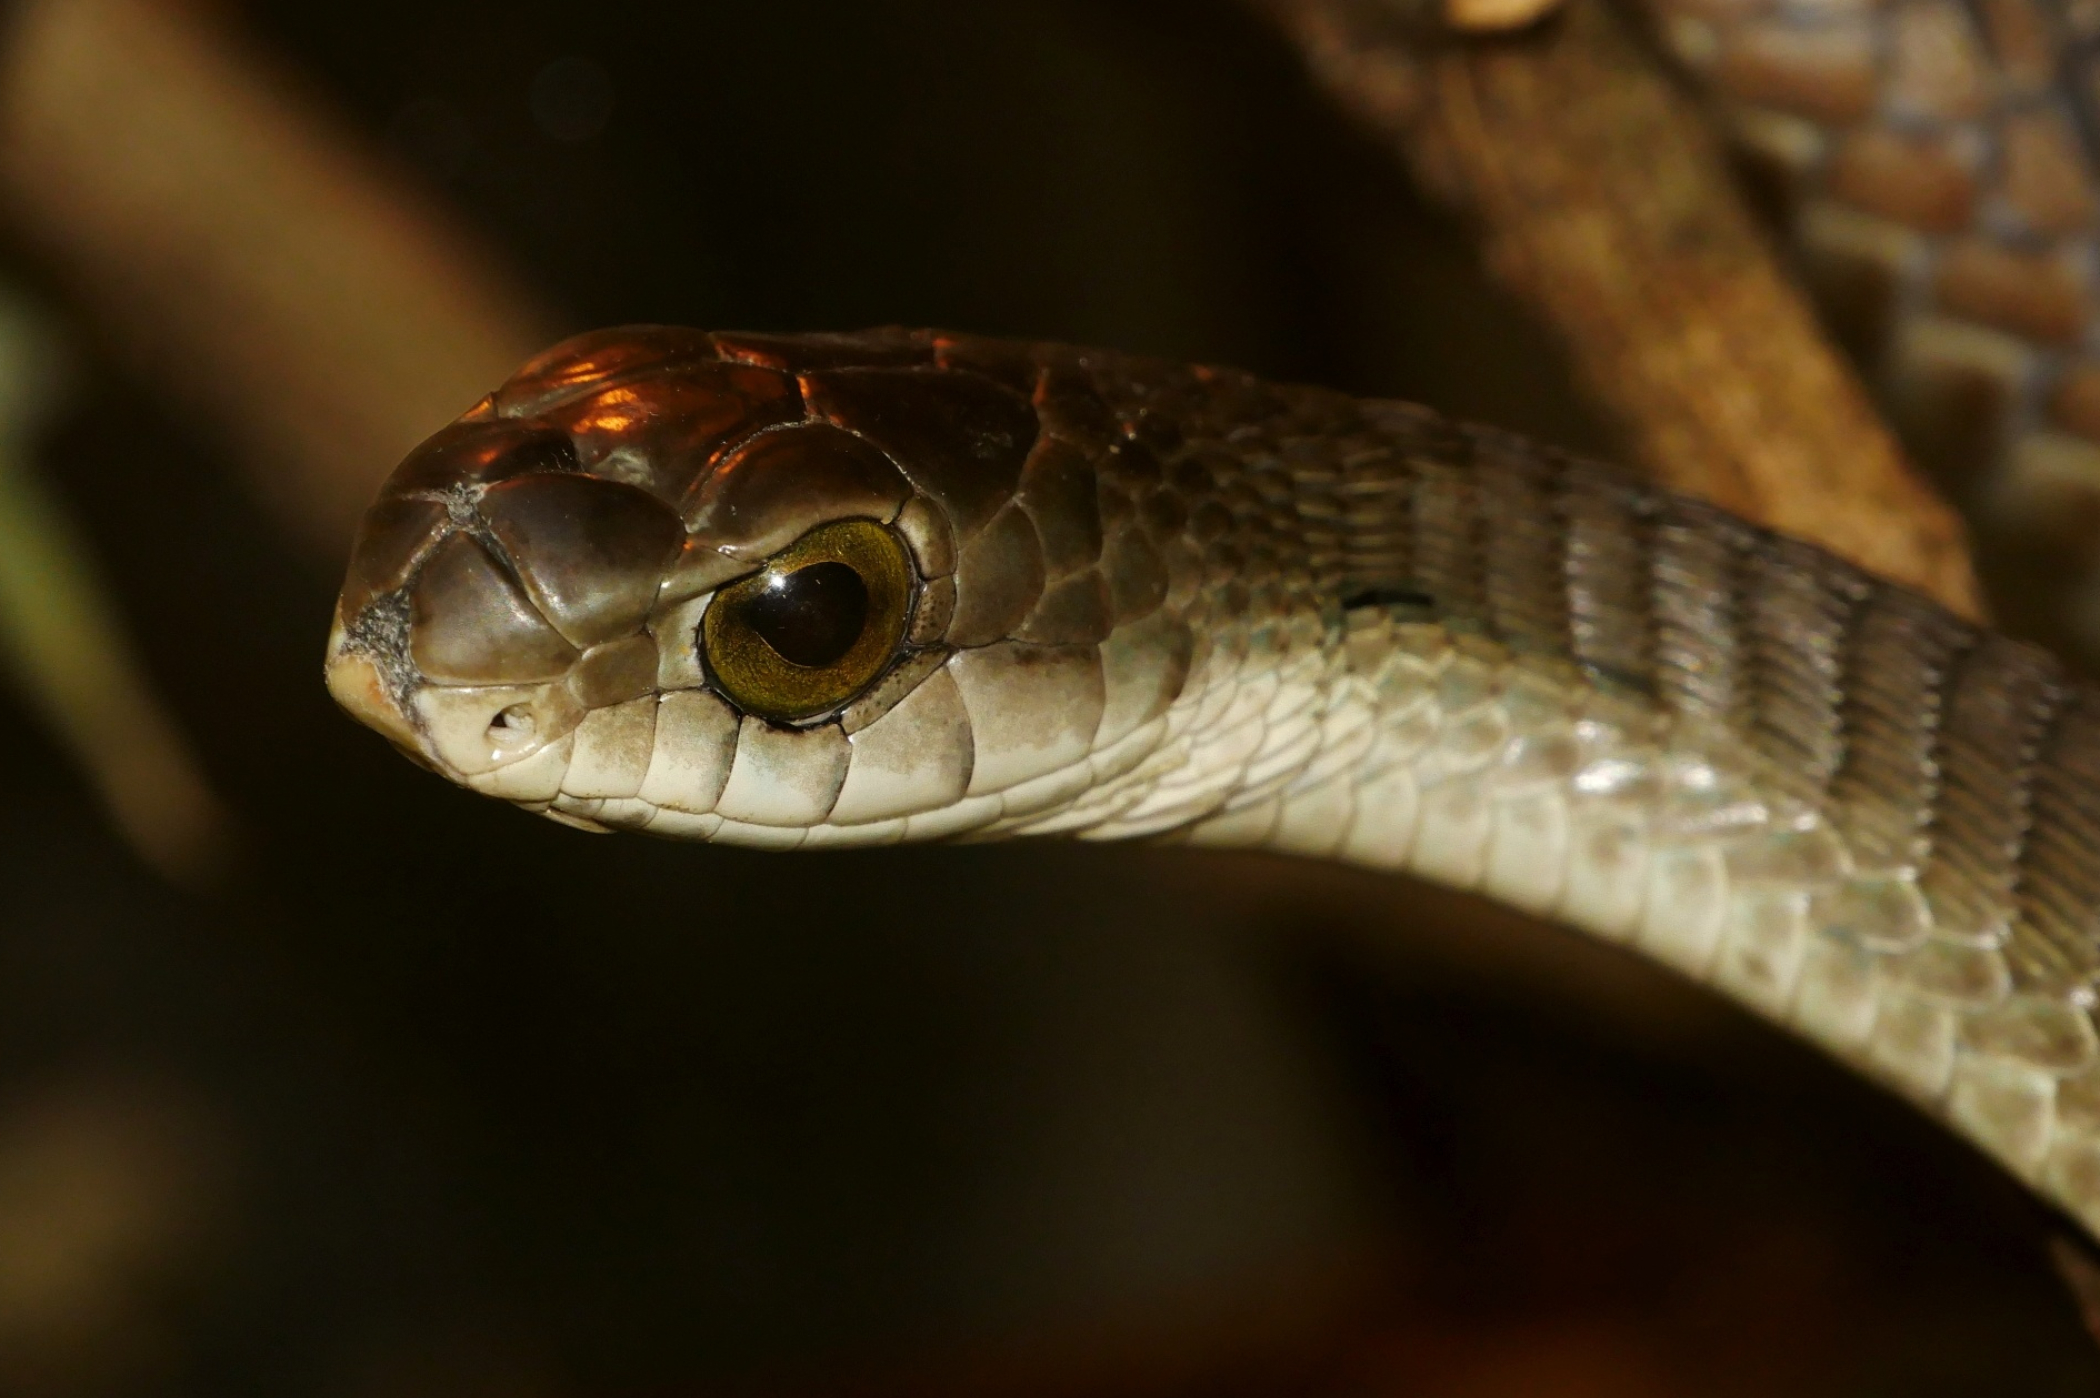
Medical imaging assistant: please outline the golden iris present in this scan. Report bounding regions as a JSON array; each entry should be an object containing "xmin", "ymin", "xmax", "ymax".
[{"xmin": 701, "ymin": 518, "xmax": 913, "ymax": 721}]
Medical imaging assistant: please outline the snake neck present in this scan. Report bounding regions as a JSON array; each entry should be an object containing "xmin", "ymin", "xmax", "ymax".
[{"xmin": 990, "ymin": 362, "xmax": 2100, "ymax": 1239}]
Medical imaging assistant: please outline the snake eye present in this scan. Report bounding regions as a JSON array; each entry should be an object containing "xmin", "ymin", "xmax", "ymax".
[{"xmin": 701, "ymin": 518, "xmax": 914, "ymax": 721}]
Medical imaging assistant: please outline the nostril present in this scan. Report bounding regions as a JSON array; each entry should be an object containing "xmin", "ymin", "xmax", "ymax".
[{"xmin": 488, "ymin": 703, "xmax": 538, "ymax": 742}]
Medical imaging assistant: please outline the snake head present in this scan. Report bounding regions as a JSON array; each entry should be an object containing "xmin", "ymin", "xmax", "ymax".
[{"xmin": 326, "ymin": 325, "xmax": 1194, "ymax": 842}]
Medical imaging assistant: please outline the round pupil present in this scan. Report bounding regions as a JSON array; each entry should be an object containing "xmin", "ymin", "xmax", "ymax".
[{"xmin": 736, "ymin": 561, "xmax": 870, "ymax": 669}]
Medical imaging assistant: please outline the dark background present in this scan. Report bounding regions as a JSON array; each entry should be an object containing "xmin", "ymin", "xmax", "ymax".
[{"xmin": 2, "ymin": 2, "xmax": 2096, "ymax": 1393}]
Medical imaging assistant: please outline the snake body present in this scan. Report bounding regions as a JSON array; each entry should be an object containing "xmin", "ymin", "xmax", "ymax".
[{"xmin": 326, "ymin": 324, "xmax": 2100, "ymax": 1241}]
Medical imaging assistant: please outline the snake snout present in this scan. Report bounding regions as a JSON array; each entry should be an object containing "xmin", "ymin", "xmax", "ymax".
[{"xmin": 327, "ymin": 416, "xmax": 685, "ymax": 789}]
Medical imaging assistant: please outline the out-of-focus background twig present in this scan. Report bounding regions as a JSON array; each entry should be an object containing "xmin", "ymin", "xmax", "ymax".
[
  {"xmin": 0, "ymin": 0, "xmax": 552, "ymax": 553},
  {"xmin": 0, "ymin": 0, "xmax": 2088, "ymax": 1395},
  {"xmin": 0, "ymin": 294, "xmax": 230, "ymax": 884}
]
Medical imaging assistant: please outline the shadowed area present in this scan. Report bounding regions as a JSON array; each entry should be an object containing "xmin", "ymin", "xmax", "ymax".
[{"xmin": 0, "ymin": 0, "xmax": 2091, "ymax": 1394}]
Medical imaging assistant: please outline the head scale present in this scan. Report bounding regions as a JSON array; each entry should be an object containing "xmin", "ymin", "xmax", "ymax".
[{"xmin": 325, "ymin": 325, "xmax": 1198, "ymax": 845}]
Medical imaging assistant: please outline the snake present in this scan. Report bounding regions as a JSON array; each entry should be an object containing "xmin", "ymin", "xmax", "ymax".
[{"xmin": 324, "ymin": 323, "xmax": 2100, "ymax": 1248}]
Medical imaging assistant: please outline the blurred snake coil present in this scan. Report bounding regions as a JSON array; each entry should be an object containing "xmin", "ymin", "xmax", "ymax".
[
  {"xmin": 326, "ymin": 324, "xmax": 2100, "ymax": 1243},
  {"xmin": 1641, "ymin": 0, "xmax": 2100, "ymax": 601}
]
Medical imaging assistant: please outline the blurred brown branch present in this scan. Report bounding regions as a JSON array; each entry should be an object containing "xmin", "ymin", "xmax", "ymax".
[
  {"xmin": 1249, "ymin": 0, "xmax": 1985, "ymax": 619},
  {"xmin": 0, "ymin": 0, "xmax": 555, "ymax": 558},
  {"xmin": 0, "ymin": 0, "xmax": 558, "ymax": 877}
]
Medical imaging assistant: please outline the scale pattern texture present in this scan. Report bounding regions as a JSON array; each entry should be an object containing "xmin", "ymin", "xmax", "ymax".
[{"xmin": 329, "ymin": 326, "xmax": 2100, "ymax": 1238}]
